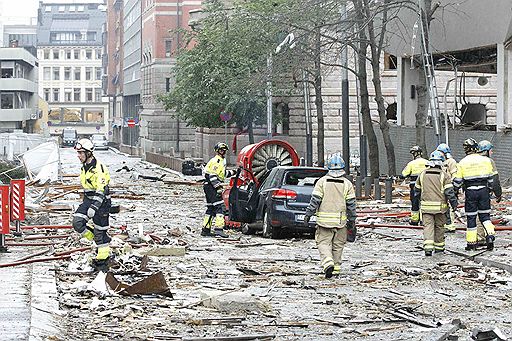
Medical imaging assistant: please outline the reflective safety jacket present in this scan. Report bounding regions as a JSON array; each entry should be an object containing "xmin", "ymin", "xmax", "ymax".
[
  {"xmin": 443, "ymin": 157, "xmax": 458, "ymax": 179},
  {"xmin": 80, "ymin": 158, "xmax": 110, "ymax": 207},
  {"xmin": 415, "ymin": 167, "xmax": 457, "ymax": 214},
  {"xmin": 204, "ymin": 155, "xmax": 235, "ymax": 188},
  {"xmin": 402, "ymin": 157, "xmax": 428, "ymax": 184},
  {"xmin": 305, "ymin": 174, "xmax": 356, "ymax": 228},
  {"xmin": 488, "ymin": 157, "xmax": 502, "ymax": 197},
  {"xmin": 453, "ymin": 153, "xmax": 494, "ymax": 191}
]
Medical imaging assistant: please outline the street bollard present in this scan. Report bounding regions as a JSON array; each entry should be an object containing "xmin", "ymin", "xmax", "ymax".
[
  {"xmin": 385, "ymin": 177, "xmax": 393, "ymax": 204},
  {"xmin": 0, "ymin": 185, "xmax": 10, "ymax": 252},
  {"xmin": 374, "ymin": 178, "xmax": 381, "ymax": 200},
  {"xmin": 355, "ymin": 176, "xmax": 362, "ymax": 198},
  {"xmin": 364, "ymin": 176, "xmax": 372, "ymax": 197}
]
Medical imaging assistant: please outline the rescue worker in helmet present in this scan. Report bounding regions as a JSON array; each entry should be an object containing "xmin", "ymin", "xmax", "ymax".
[
  {"xmin": 453, "ymin": 138, "xmax": 497, "ymax": 251},
  {"xmin": 202, "ymin": 142, "xmax": 236, "ymax": 238},
  {"xmin": 303, "ymin": 155, "xmax": 357, "ymax": 278},
  {"xmin": 401, "ymin": 146, "xmax": 428, "ymax": 225},
  {"xmin": 73, "ymin": 138, "xmax": 112, "ymax": 271},
  {"xmin": 436, "ymin": 143, "xmax": 458, "ymax": 232},
  {"xmin": 475, "ymin": 140, "xmax": 502, "ymax": 248},
  {"xmin": 415, "ymin": 151, "xmax": 458, "ymax": 256}
]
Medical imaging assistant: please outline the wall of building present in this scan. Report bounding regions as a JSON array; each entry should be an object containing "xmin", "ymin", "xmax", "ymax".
[{"xmin": 37, "ymin": 2, "xmax": 108, "ymax": 138}]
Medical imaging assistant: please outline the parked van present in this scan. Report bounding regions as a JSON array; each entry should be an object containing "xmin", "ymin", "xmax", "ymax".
[{"xmin": 61, "ymin": 128, "xmax": 78, "ymax": 147}]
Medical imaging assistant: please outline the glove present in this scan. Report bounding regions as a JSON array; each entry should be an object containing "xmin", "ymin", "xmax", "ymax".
[
  {"xmin": 496, "ymin": 195, "xmax": 502, "ymax": 203},
  {"xmin": 216, "ymin": 187, "xmax": 224, "ymax": 195},
  {"xmin": 346, "ymin": 221, "xmax": 357, "ymax": 242},
  {"xmin": 303, "ymin": 215, "xmax": 311, "ymax": 227},
  {"xmin": 87, "ymin": 207, "xmax": 96, "ymax": 218}
]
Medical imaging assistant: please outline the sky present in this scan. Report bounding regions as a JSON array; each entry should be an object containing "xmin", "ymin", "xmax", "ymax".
[{"xmin": 0, "ymin": 0, "xmax": 39, "ymax": 20}]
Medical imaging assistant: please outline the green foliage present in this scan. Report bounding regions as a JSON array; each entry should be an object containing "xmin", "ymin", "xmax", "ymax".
[{"xmin": 159, "ymin": 1, "xmax": 281, "ymax": 128}]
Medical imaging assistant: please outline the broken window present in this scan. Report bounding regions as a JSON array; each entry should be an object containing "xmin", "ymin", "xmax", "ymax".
[
  {"xmin": 85, "ymin": 109, "xmax": 103, "ymax": 123},
  {"xmin": 63, "ymin": 108, "xmax": 82, "ymax": 122},
  {"xmin": 0, "ymin": 93, "xmax": 14, "ymax": 109},
  {"xmin": 384, "ymin": 53, "xmax": 398, "ymax": 70},
  {"xmin": 1, "ymin": 61, "xmax": 14, "ymax": 78}
]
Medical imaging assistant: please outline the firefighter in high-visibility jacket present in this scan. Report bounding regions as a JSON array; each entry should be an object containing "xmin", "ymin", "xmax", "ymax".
[
  {"xmin": 202, "ymin": 142, "xmax": 236, "ymax": 238},
  {"xmin": 401, "ymin": 146, "xmax": 428, "ymax": 225},
  {"xmin": 436, "ymin": 143, "xmax": 458, "ymax": 232},
  {"xmin": 303, "ymin": 155, "xmax": 356, "ymax": 279},
  {"xmin": 73, "ymin": 138, "xmax": 112, "ymax": 271},
  {"xmin": 415, "ymin": 151, "xmax": 458, "ymax": 256},
  {"xmin": 476, "ymin": 140, "xmax": 502, "ymax": 249},
  {"xmin": 453, "ymin": 138, "xmax": 497, "ymax": 251}
]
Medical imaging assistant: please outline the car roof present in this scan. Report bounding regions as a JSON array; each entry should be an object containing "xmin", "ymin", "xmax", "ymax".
[{"xmin": 273, "ymin": 166, "xmax": 326, "ymax": 171}]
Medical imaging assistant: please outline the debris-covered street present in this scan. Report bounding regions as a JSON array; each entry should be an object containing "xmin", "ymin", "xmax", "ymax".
[{"xmin": 2, "ymin": 148, "xmax": 512, "ymax": 341}]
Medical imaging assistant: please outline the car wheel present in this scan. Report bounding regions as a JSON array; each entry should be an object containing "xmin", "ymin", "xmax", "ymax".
[
  {"xmin": 241, "ymin": 223, "xmax": 256, "ymax": 235},
  {"xmin": 262, "ymin": 210, "xmax": 281, "ymax": 239}
]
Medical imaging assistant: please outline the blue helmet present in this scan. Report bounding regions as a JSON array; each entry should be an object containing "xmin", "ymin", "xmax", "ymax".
[
  {"xmin": 478, "ymin": 140, "xmax": 493, "ymax": 153},
  {"xmin": 326, "ymin": 154, "xmax": 345, "ymax": 170},
  {"xmin": 436, "ymin": 143, "xmax": 451, "ymax": 155},
  {"xmin": 429, "ymin": 150, "xmax": 445, "ymax": 166}
]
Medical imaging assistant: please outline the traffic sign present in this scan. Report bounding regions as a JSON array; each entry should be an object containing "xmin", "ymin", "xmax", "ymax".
[{"xmin": 127, "ymin": 119, "xmax": 136, "ymax": 128}]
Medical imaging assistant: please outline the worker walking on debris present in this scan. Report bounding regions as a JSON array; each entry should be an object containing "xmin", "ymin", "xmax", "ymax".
[
  {"xmin": 475, "ymin": 140, "xmax": 502, "ymax": 249},
  {"xmin": 304, "ymin": 155, "xmax": 357, "ymax": 278},
  {"xmin": 415, "ymin": 151, "xmax": 458, "ymax": 256},
  {"xmin": 436, "ymin": 143, "xmax": 458, "ymax": 232},
  {"xmin": 401, "ymin": 146, "xmax": 428, "ymax": 225},
  {"xmin": 202, "ymin": 142, "xmax": 236, "ymax": 238},
  {"xmin": 453, "ymin": 138, "xmax": 497, "ymax": 251},
  {"xmin": 73, "ymin": 138, "xmax": 112, "ymax": 271}
]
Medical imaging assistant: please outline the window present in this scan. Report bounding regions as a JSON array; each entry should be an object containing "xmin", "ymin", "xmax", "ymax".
[
  {"xmin": 384, "ymin": 53, "xmax": 398, "ymax": 70},
  {"xmin": 95, "ymin": 68, "xmax": 102, "ymax": 80},
  {"xmin": 69, "ymin": 5, "xmax": 75, "ymax": 11},
  {"xmin": 87, "ymin": 32, "xmax": 96, "ymax": 41},
  {"xmin": 74, "ymin": 50, "xmax": 80, "ymax": 59},
  {"xmin": 44, "ymin": 50, "xmax": 50, "ymax": 59},
  {"xmin": 53, "ymin": 50, "xmax": 59, "ymax": 59},
  {"xmin": 165, "ymin": 39, "xmax": 172, "ymax": 57},
  {"xmin": 64, "ymin": 67, "xmax": 71, "ymax": 80},
  {"xmin": 52, "ymin": 89, "xmax": 59, "ymax": 102},
  {"xmin": 86, "ymin": 88, "xmax": 93, "ymax": 101},
  {"xmin": 53, "ymin": 67, "xmax": 60, "ymax": 80},
  {"xmin": 64, "ymin": 108, "xmax": 82, "ymax": 122},
  {"xmin": 43, "ymin": 67, "xmax": 51, "ymax": 81},
  {"xmin": 85, "ymin": 109, "xmax": 103, "ymax": 123},
  {"xmin": 74, "ymin": 68, "xmax": 81, "ymax": 80},
  {"xmin": 0, "ymin": 93, "xmax": 14, "ymax": 109},
  {"xmin": 73, "ymin": 88, "xmax": 81, "ymax": 102},
  {"xmin": 85, "ymin": 67, "xmax": 92, "ymax": 80},
  {"xmin": 49, "ymin": 108, "xmax": 61, "ymax": 124},
  {"xmin": 96, "ymin": 49, "xmax": 101, "ymax": 59},
  {"xmin": 165, "ymin": 78, "xmax": 171, "ymax": 92},
  {"xmin": 66, "ymin": 50, "xmax": 72, "ymax": 59},
  {"xmin": 77, "ymin": 5, "xmax": 84, "ymax": 11},
  {"xmin": 85, "ymin": 50, "xmax": 92, "ymax": 60},
  {"xmin": 95, "ymin": 88, "xmax": 102, "ymax": 102},
  {"xmin": 42, "ymin": 88, "xmax": 50, "ymax": 102},
  {"xmin": 45, "ymin": 6, "xmax": 52, "ymax": 12},
  {"xmin": 64, "ymin": 88, "xmax": 72, "ymax": 102},
  {"xmin": 58, "ymin": 6, "xmax": 65, "ymax": 12}
]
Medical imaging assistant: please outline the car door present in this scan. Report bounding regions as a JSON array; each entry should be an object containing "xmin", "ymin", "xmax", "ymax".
[
  {"xmin": 255, "ymin": 168, "xmax": 281, "ymax": 221},
  {"xmin": 228, "ymin": 168, "xmax": 259, "ymax": 223}
]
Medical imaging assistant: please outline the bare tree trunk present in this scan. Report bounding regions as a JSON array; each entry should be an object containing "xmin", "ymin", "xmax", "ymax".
[
  {"xmin": 416, "ymin": 70, "xmax": 427, "ymax": 153},
  {"xmin": 314, "ymin": 26, "xmax": 325, "ymax": 167},
  {"xmin": 247, "ymin": 120, "xmax": 255, "ymax": 144},
  {"xmin": 357, "ymin": 44, "xmax": 380, "ymax": 178},
  {"xmin": 363, "ymin": 0, "xmax": 396, "ymax": 175}
]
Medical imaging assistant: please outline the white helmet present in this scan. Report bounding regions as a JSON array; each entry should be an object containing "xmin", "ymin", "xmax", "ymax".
[{"xmin": 75, "ymin": 138, "xmax": 94, "ymax": 152}]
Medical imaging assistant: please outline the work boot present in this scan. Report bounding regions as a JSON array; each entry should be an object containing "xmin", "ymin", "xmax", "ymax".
[
  {"xmin": 435, "ymin": 249, "xmax": 445, "ymax": 254},
  {"xmin": 409, "ymin": 220, "xmax": 419, "ymax": 226},
  {"xmin": 424, "ymin": 250, "xmax": 433, "ymax": 257},
  {"xmin": 332, "ymin": 265, "xmax": 341, "ymax": 277},
  {"xmin": 486, "ymin": 235, "xmax": 495, "ymax": 251},
  {"xmin": 465, "ymin": 243, "xmax": 477, "ymax": 251},
  {"xmin": 201, "ymin": 228, "xmax": 212, "ymax": 237},
  {"xmin": 92, "ymin": 258, "xmax": 110, "ymax": 273},
  {"xmin": 324, "ymin": 265, "xmax": 334, "ymax": 279},
  {"xmin": 476, "ymin": 239, "xmax": 487, "ymax": 249},
  {"xmin": 213, "ymin": 228, "xmax": 229, "ymax": 238}
]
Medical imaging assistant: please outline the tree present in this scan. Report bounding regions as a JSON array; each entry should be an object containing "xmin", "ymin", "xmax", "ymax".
[{"xmin": 159, "ymin": 1, "xmax": 278, "ymax": 143}]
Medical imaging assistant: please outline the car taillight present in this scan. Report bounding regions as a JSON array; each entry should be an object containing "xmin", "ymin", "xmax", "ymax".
[{"xmin": 272, "ymin": 189, "xmax": 297, "ymax": 200}]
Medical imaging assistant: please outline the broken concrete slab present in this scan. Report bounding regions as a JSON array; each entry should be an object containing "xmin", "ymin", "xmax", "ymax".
[
  {"xmin": 139, "ymin": 245, "xmax": 186, "ymax": 257},
  {"xmin": 199, "ymin": 289, "xmax": 272, "ymax": 314}
]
